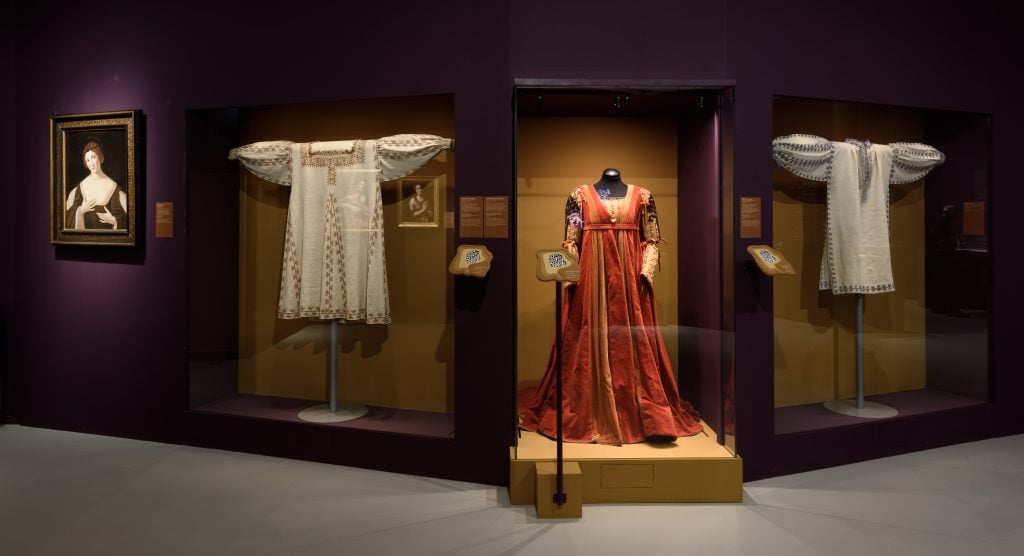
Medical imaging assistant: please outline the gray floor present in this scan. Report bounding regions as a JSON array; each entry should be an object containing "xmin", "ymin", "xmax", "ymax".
[{"xmin": 1, "ymin": 425, "xmax": 1022, "ymax": 555}]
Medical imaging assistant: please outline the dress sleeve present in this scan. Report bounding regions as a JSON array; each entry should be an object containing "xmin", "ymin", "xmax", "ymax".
[
  {"xmin": 228, "ymin": 141, "xmax": 294, "ymax": 186},
  {"xmin": 888, "ymin": 142, "xmax": 946, "ymax": 184},
  {"xmin": 65, "ymin": 186, "xmax": 84, "ymax": 229},
  {"xmin": 772, "ymin": 134, "xmax": 835, "ymax": 182},
  {"xmin": 377, "ymin": 134, "xmax": 453, "ymax": 181},
  {"xmin": 562, "ymin": 188, "xmax": 584, "ymax": 260},
  {"xmin": 640, "ymin": 191, "xmax": 662, "ymax": 286},
  {"xmin": 114, "ymin": 190, "xmax": 128, "ymax": 230}
]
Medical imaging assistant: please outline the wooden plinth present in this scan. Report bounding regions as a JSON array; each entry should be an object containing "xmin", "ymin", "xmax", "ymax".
[
  {"xmin": 534, "ymin": 461, "xmax": 583, "ymax": 518},
  {"xmin": 510, "ymin": 422, "xmax": 742, "ymax": 505}
]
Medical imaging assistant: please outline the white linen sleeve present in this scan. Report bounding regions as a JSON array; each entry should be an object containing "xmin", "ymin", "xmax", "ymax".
[
  {"xmin": 772, "ymin": 134, "xmax": 835, "ymax": 182},
  {"xmin": 115, "ymin": 190, "xmax": 128, "ymax": 230},
  {"xmin": 377, "ymin": 134, "xmax": 453, "ymax": 181},
  {"xmin": 888, "ymin": 142, "xmax": 946, "ymax": 184},
  {"xmin": 65, "ymin": 186, "xmax": 85, "ymax": 229},
  {"xmin": 228, "ymin": 141, "xmax": 294, "ymax": 186}
]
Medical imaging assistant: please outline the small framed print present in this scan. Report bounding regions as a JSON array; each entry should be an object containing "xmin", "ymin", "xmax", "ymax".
[
  {"xmin": 50, "ymin": 110, "xmax": 141, "ymax": 246},
  {"xmin": 399, "ymin": 176, "xmax": 439, "ymax": 227}
]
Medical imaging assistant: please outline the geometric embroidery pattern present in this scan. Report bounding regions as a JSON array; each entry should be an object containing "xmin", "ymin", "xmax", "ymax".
[
  {"xmin": 301, "ymin": 141, "xmax": 366, "ymax": 168},
  {"xmin": 323, "ymin": 193, "xmax": 340, "ymax": 311},
  {"xmin": 278, "ymin": 218, "xmax": 304, "ymax": 318}
]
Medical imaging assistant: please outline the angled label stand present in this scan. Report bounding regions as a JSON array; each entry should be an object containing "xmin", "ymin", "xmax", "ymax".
[{"xmin": 535, "ymin": 248, "xmax": 581, "ymax": 517}]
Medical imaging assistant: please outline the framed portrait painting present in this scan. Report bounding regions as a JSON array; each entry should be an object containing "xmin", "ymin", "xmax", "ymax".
[
  {"xmin": 50, "ymin": 110, "xmax": 141, "ymax": 246},
  {"xmin": 399, "ymin": 176, "xmax": 439, "ymax": 228}
]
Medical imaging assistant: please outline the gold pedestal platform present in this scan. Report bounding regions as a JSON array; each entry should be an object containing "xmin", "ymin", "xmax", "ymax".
[
  {"xmin": 510, "ymin": 422, "xmax": 742, "ymax": 505},
  {"xmin": 534, "ymin": 461, "xmax": 583, "ymax": 518}
]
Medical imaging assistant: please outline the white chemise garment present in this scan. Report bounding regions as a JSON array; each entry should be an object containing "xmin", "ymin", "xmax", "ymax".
[
  {"xmin": 229, "ymin": 134, "xmax": 452, "ymax": 323},
  {"xmin": 772, "ymin": 134, "xmax": 944, "ymax": 294}
]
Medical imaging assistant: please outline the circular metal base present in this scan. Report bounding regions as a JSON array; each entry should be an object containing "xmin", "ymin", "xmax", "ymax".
[
  {"xmin": 823, "ymin": 399, "xmax": 899, "ymax": 419},
  {"xmin": 297, "ymin": 403, "xmax": 369, "ymax": 423}
]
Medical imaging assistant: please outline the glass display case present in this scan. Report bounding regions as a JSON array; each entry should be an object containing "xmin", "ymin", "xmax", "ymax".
[
  {"xmin": 186, "ymin": 94, "xmax": 457, "ymax": 438},
  {"xmin": 771, "ymin": 96, "xmax": 990, "ymax": 435},
  {"xmin": 509, "ymin": 85, "xmax": 739, "ymax": 505}
]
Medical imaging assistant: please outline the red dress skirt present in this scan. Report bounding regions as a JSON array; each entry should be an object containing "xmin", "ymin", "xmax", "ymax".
[{"xmin": 518, "ymin": 184, "xmax": 702, "ymax": 445}]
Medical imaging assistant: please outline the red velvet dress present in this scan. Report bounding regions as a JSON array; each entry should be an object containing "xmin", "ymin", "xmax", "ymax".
[{"xmin": 518, "ymin": 184, "xmax": 702, "ymax": 445}]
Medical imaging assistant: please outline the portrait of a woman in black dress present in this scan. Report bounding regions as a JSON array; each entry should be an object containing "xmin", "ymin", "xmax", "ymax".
[{"xmin": 64, "ymin": 139, "xmax": 127, "ymax": 230}]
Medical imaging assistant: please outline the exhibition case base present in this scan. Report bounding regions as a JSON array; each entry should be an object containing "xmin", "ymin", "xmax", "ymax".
[
  {"xmin": 509, "ymin": 421, "xmax": 742, "ymax": 506},
  {"xmin": 534, "ymin": 461, "xmax": 583, "ymax": 519}
]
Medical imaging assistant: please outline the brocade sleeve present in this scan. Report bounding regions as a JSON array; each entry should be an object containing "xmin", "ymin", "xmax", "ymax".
[
  {"xmin": 772, "ymin": 134, "xmax": 835, "ymax": 182},
  {"xmin": 377, "ymin": 134, "xmax": 453, "ymax": 181},
  {"xmin": 888, "ymin": 142, "xmax": 946, "ymax": 184},
  {"xmin": 640, "ymin": 191, "xmax": 662, "ymax": 286},
  {"xmin": 228, "ymin": 141, "xmax": 294, "ymax": 186},
  {"xmin": 562, "ymin": 189, "xmax": 584, "ymax": 260}
]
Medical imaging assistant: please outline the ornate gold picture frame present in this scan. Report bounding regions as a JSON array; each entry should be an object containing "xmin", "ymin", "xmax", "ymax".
[{"xmin": 50, "ymin": 110, "xmax": 141, "ymax": 246}]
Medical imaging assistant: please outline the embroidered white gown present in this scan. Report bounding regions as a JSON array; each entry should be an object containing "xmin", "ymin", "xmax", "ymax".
[
  {"xmin": 772, "ymin": 134, "xmax": 945, "ymax": 294},
  {"xmin": 229, "ymin": 134, "xmax": 452, "ymax": 323}
]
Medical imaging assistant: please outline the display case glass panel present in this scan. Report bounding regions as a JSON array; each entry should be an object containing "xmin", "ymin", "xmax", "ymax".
[
  {"xmin": 512, "ymin": 86, "xmax": 736, "ymax": 468},
  {"xmin": 187, "ymin": 95, "xmax": 456, "ymax": 438},
  {"xmin": 771, "ymin": 96, "xmax": 990, "ymax": 435}
]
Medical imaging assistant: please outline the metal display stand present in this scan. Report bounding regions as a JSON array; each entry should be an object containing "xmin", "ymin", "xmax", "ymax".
[
  {"xmin": 553, "ymin": 283, "xmax": 567, "ymax": 506},
  {"xmin": 823, "ymin": 294, "xmax": 899, "ymax": 419},
  {"xmin": 530, "ymin": 247, "xmax": 580, "ymax": 511},
  {"xmin": 298, "ymin": 320, "xmax": 369, "ymax": 423}
]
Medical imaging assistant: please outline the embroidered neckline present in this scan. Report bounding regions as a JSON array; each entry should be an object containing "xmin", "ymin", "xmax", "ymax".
[
  {"xmin": 301, "ymin": 141, "xmax": 366, "ymax": 168},
  {"xmin": 591, "ymin": 183, "xmax": 631, "ymax": 200},
  {"xmin": 845, "ymin": 139, "xmax": 874, "ymax": 203},
  {"xmin": 588, "ymin": 184, "xmax": 634, "ymax": 224}
]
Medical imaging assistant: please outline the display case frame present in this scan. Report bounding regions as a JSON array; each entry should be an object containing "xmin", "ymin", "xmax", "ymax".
[
  {"xmin": 733, "ymin": 92, "xmax": 999, "ymax": 481},
  {"xmin": 768, "ymin": 95, "xmax": 992, "ymax": 436},
  {"xmin": 185, "ymin": 94, "xmax": 458, "ymax": 440},
  {"xmin": 508, "ymin": 80, "xmax": 741, "ymax": 504}
]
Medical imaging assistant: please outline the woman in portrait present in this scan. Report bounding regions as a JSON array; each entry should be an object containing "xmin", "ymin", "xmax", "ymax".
[
  {"xmin": 408, "ymin": 183, "xmax": 433, "ymax": 222},
  {"xmin": 65, "ymin": 139, "xmax": 127, "ymax": 230}
]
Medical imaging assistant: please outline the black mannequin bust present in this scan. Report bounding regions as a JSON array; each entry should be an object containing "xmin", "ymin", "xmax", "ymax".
[{"xmin": 594, "ymin": 168, "xmax": 628, "ymax": 199}]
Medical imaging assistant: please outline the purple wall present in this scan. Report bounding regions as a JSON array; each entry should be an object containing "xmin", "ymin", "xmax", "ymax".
[
  {"xmin": 2, "ymin": 11, "xmax": 14, "ymax": 419},
  {"xmin": 11, "ymin": 0, "xmax": 514, "ymax": 484},
  {"xmin": 988, "ymin": 3, "xmax": 1024, "ymax": 447},
  {"xmin": 510, "ymin": 0, "xmax": 728, "ymax": 80},
  {"xmin": 724, "ymin": 0, "xmax": 1021, "ymax": 478},
  {"xmin": 677, "ymin": 108, "xmax": 723, "ymax": 434},
  {"xmin": 8, "ymin": 0, "xmax": 1023, "ymax": 482}
]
